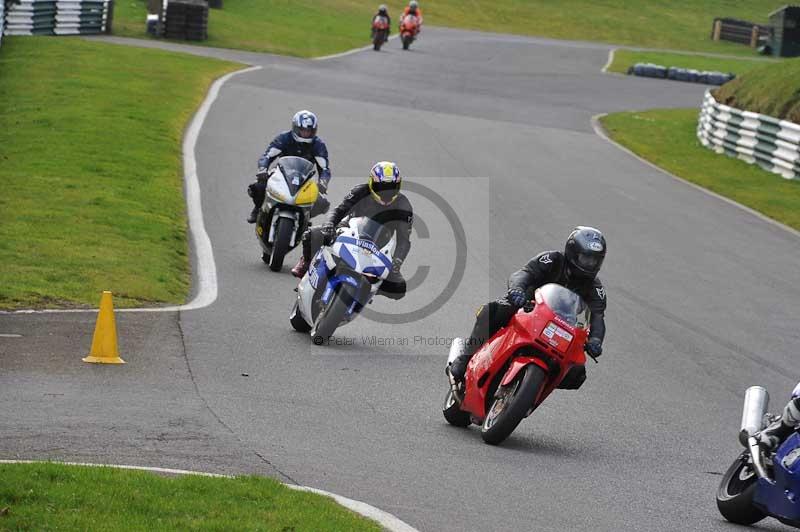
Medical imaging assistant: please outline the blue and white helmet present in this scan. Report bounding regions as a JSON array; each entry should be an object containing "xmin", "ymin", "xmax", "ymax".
[
  {"xmin": 291, "ymin": 110, "xmax": 318, "ymax": 144},
  {"xmin": 369, "ymin": 161, "xmax": 402, "ymax": 205}
]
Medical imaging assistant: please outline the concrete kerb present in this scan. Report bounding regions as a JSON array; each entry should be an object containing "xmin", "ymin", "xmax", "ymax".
[
  {"xmin": 590, "ymin": 113, "xmax": 800, "ymax": 240},
  {"xmin": 0, "ymin": 460, "xmax": 420, "ymax": 532}
]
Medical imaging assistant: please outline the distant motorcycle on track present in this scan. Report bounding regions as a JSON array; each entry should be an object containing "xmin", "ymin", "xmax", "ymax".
[
  {"xmin": 716, "ymin": 386, "xmax": 800, "ymax": 529},
  {"xmin": 399, "ymin": 14, "xmax": 419, "ymax": 50},
  {"xmin": 290, "ymin": 216, "xmax": 396, "ymax": 342},
  {"xmin": 443, "ymin": 284, "xmax": 595, "ymax": 445},
  {"xmin": 372, "ymin": 14, "xmax": 390, "ymax": 51},
  {"xmin": 254, "ymin": 156, "xmax": 319, "ymax": 271}
]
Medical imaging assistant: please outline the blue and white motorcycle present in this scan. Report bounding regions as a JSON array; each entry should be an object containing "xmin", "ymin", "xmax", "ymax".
[
  {"xmin": 289, "ymin": 216, "xmax": 396, "ymax": 341},
  {"xmin": 717, "ymin": 386, "xmax": 800, "ymax": 528}
]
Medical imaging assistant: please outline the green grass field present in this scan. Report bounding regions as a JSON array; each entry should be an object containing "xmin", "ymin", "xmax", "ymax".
[
  {"xmin": 0, "ymin": 462, "xmax": 381, "ymax": 531},
  {"xmin": 113, "ymin": 0, "xmax": 787, "ymax": 57},
  {"xmin": 606, "ymin": 50, "xmax": 776, "ymax": 76},
  {"xmin": 715, "ymin": 57, "xmax": 800, "ymax": 122},
  {"xmin": 600, "ymin": 109, "xmax": 800, "ymax": 231},
  {"xmin": 0, "ymin": 37, "xmax": 239, "ymax": 309}
]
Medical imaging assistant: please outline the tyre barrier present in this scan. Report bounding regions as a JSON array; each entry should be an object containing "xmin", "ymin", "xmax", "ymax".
[
  {"xmin": 0, "ymin": 1, "xmax": 5, "ymax": 47},
  {"xmin": 3, "ymin": 0, "xmax": 112, "ymax": 36},
  {"xmin": 628, "ymin": 63, "xmax": 735, "ymax": 86},
  {"xmin": 697, "ymin": 89, "xmax": 800, "ymax": 180}
]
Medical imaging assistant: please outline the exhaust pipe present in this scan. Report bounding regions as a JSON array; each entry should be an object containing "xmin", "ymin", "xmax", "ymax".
[{"xmin": 739, "ymin": 386, "xmax": 769, "ymax": 447}]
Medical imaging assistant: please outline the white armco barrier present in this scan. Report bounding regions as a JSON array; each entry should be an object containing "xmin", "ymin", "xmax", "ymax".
[{"xmin": 698, "ymin": 90, "xmax": 800, "ymax": 180}]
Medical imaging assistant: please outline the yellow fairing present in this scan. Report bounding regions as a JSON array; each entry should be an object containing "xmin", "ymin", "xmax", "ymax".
[{"xmin": 296, "ymin": 180, "xmax": 319, "ymax": 206}]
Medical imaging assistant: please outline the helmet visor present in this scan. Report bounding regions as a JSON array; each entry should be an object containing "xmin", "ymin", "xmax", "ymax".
[
  {"xmin": 294, "ymin": 125, "xmax": 316, "ymax": 139},
  {"xmin": 574, "ymin": 252, "xmax": 603, "ymax": 273}
]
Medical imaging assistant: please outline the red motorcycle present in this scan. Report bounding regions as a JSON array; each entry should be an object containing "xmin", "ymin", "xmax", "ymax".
[
  {"xmin": 371, "ymin": 15, "xmax": 390, "ymax": 51},
  {"xmin": 399, "ymin": 14, "xmax": 419, "ymax": 50},
  {"xmin": 443, "ymin": 284, "xmax": 595, "ymax": 445}
]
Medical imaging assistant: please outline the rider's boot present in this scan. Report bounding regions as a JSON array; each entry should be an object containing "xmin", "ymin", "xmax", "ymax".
[
  {"xmin": 448, "ymin": 338, "xmax": 479, "ymax": 383},
  {"xmin": 291, "ymin": 256, "xmax": 309, "ymax": 278},
  {"xmin": 247, "ymin": 206, "xmax": 259, "ymax": 224}
]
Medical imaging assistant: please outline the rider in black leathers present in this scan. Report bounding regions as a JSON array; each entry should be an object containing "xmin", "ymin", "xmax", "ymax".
[
  {"xmin": 247, "ymin": 110, "xmax": 331, "ymax": 224},
  {"xmin": 292, "ymin": 162, "xmax": 413, "ymax": 299},
  {"xmin": 449, "ymin": 226, "xmax": 608, "ymax": 382}
]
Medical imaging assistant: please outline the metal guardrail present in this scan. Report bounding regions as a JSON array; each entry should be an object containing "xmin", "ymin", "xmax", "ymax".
[
  {"xmin": 698, "ymin": 90, "xmax": 800, "ymax": 180},
  {"xmin": 4, "ymin": 0, "xmax": 112, "ymax": 36}
]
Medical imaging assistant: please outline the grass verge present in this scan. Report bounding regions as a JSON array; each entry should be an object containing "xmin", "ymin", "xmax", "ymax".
[
  {"xmin": 715, "ymin": 57, "xmax": 800, "ymax": 122},
  {"xmin": 0, "ymin": 37, "xmax": 239, "ymax": 309},
  {"xmin": 0, "ymin": 462, "xmax": 381, "ymax": 531},
  {"xmin": 600, "ymin": 109, "xmax": 800, "ymax": 231},
  {"xmin": 113, "ymin": 0, "xmax": 786, "ymax": 57},
  {"xmin": 606, "ymin": 49, "xmax": 775, "ymax": 76}
]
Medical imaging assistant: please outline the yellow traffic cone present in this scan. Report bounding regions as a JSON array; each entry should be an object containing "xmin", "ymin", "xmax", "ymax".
[{"xmin": 83, "ymin": 291, "xmax": 125, "ymax": 364}]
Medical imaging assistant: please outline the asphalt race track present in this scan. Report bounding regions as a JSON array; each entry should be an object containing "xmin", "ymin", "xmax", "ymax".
[{"xmin": 3, "ymin": 29, "xmax": 800, "ymax": 531}]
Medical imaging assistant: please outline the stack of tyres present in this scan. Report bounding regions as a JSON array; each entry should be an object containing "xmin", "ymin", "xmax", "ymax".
[
  {"xmin": 666, "ymin": 67, "xmax": 735, "ymax": 86},
  {"xmin": 0, "ymin": 0, "xmax": 5, "ymax": 47},
  {"xmin": 54, "ymin": 0, "xmax": 107, "ymax": 35},
  {"xmin": 4, "ymin": 0, "xmax": 57, "ymax": 35},
  {"xmin": 164, "ymin": 0, "xmax": 207, "ymax": 41}
]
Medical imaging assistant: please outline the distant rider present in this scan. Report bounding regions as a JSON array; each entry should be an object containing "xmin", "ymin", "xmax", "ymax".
[
  {"xmin": 372, "ymin": 5, "xmax": 391, "ymax": 42},
  {"xmin": 247, "ymin": 110, "xmax": 331, "ymax": 223},
  {"xmin": 449, "ymin": 227, "xmax": 608, "ymax": 383},
  {"xmin": 291, "ymin": 161, "xmax": 413, "ymax": 300},
  {"xmin": 758, "ymin": 382, "xmax": 800, "ymax": 450},
  {"xmin": 402, "ymin": 0, "xmax": 423, "ymax": 22}
]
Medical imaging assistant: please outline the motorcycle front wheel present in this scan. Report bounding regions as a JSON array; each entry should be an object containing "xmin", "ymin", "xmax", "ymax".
[
  {"xmin": 311, "ymin": 285, "xmax": 353, "ymax": 343},
  {"xmin": 268, "ymin": 217, "xmax": 294, "ymax": 272},
  {"xmin": 481, "ymin": 364, "xmax": 545, "ymax": 445},
  {"xmin": 716, "ymin": 452, "xmax": 766, "ymax": 525}
]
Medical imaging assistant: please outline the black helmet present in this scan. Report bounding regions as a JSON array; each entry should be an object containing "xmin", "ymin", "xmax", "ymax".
[
  {"xmin": 378, "ymin": 4, "xmax": 388, "ymax": 14},
  {"xmin": 564, "ymin": 226, "xmax": 606, "ymax": 278}
]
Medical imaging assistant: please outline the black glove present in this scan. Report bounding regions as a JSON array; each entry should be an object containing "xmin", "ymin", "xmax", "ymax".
[
  {"xmin": 506, "ymin": 287, "xmax": 527, "ymax": 308},
  {"xmin": 585, "ymin": 338, "xmax": 603, "ymax": 358},
  {"xmin": 320, "ymin": 222, "xmax": 336, "ymax": 240},
  {"xmin": 256, "ymin": 167, "xmax": 269, "ymax": 180}
]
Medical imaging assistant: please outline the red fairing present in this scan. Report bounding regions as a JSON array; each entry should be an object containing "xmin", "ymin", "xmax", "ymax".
[
  {"xmin": 400, "ymin": 15, "xmax": 419, "ymax": 36},
  {"xmin": 459, "ymin": 292, "xmax": 589, "ymax": 423}
]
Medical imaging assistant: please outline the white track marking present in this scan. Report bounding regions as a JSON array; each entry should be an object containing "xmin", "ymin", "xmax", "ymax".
[
  {"xmin": 1, "ymin": 65, "xmax": 262, "ymax": 316},
  {"xmin": 0, "ymin": 333, "xmax": 22, "ymax": 337},
  {"xmin": 601, "ymin": 48, "xmax": 615, "ymax": 73},
  {"xmin": 0, "ymin": 460, "xmax": 419, "ymax": 532},
  {"xmin": 591, "ymin": 114, "xmax": 800, "ymax": 239},
  {"xmin": 314, "ymin": 35, "xmax": 400, "ymax": 60}
]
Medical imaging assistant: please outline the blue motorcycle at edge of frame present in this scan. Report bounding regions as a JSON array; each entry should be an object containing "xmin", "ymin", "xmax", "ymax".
[{"xmin": 717, "ymin": 386, "xmax": 800, "ymax": 529}]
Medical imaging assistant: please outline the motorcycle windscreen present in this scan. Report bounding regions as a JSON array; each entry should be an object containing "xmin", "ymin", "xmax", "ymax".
[
  {"xmin": 536, "ymin": 284, "xmax": 587, "ymax": 326},
  {"xmin": 352, "ymin": 216, "xmax": 393, "ymax": 249},
  {"xmin": 277, "ymin": 156, "xmax": 316, "ymax": 195}
]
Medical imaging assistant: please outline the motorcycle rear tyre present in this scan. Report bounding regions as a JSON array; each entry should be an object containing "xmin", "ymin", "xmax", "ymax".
[
  {"xmin": 716, "ymin": 452, "xmax": 766, "ymax": 525},
  {"xmin": 442, "ymin": 388, "xmax": 471, "ymax": 427}
]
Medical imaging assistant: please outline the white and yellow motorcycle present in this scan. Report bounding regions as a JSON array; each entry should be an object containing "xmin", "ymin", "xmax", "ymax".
[{"xmin": 255, "ymin": 156, "xmax": 320, "ymax": 271}]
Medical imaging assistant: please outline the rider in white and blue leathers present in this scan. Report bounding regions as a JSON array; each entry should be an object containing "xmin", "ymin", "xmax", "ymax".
[
  {"xmin": 758, "ymin": 382, "xmax": 800, "ymax": 450},
  {"xmin": 247, "ymin": 110, "xmax": 332, "ymax": 223}
]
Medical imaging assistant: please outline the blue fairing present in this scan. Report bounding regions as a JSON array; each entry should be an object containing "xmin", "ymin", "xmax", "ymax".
[
  {"xmin": 754, "ymin": 432, "xmax": 800, "ymax": 524},
  {"xmin": 322, "ymin": 274, "xmax": 359, "ymax": 307}
]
